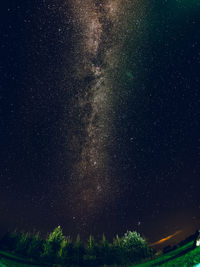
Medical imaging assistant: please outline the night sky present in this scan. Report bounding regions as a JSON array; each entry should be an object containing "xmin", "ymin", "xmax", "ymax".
[{"xmin": 1, "ymin": 0, "xmax": 200, "ymax": 247}]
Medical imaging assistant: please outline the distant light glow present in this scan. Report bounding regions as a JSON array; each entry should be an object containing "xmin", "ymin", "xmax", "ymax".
[{"xmin": 151, "ymin": 230, "xmax": 182, "ymax": 246}]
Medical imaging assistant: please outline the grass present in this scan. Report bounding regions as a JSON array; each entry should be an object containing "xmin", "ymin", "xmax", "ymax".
[
  {"xmin": 1, "ymin": 241, "xmax": 200, "ymax": 267},
  {"xmin": 133, "ymin": 241, "xmax": 200, "ymax": 266},
  {"xmin": 0, "ymin": 250, "xmax": 45, "ymax": 267}
]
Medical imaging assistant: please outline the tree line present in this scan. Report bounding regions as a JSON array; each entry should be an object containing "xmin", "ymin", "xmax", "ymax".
[{"xmin": 0, "ymin": 226, "xmax": 154, "ymax": 266}]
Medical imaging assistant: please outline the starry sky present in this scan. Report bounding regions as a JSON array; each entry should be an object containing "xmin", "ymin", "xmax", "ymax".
[{"xmin": 1, "ymin": 0, "xmax": 200, "ymax": 247}]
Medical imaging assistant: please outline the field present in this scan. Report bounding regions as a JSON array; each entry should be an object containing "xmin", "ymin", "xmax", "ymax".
[{"xmin": 1, "ymin": 241, "xmax": 200, "ymax": 267}]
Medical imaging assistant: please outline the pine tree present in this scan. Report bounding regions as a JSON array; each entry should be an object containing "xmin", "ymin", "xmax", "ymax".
[
  {"xmin": 41, "ymin": 226, "xmax": 65, "ymax": 263},
  {"xmin": 72, "ymin": 234, "xmax": 84, "ymax": 265},
  {"xmin": 98, "ymin": 234, "xmax": 112, "ymax": 265},
  {"xmin": 112, "ymin": 234, "xmax": 124, "ymax": 265},
  {"xmin": 84, "ymin": 235, "xmax": 97, "ymax": 266},
  {"xmin": 15, "ymin": 232, "xmax": 31, "ymax": 256},
  {"xmin": 27, "ymin": 232, "xmax": 43, "ymax": 260}
]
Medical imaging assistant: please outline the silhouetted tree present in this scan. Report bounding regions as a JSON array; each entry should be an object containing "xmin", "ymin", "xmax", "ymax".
[
  {"xmin": 83, "ymin": 235, "xmax": 97, "ymax": 266},
  {"xmin": 0, "ymin": 227, "xmax": 154, "ymax": 266},
  {"xmin": 97, "ymin": 234, "xmax": 112, "ymax": 265},
  {"xmin": 112, "ymin": 234, "xmax": 125, "ymax": 265},
  {"xmin": 15, "ymin": 232, "xmax": 32, "ymax": 256},
  {"xmin": 70, "ymin": 234, "xmax": 84, "ymax": 265},
  {"xmin": 27, "ymin": 233, "xmax": 43, "ymax": 260}
]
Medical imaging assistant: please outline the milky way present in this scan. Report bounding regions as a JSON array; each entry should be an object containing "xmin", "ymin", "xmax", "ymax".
[
  {"xmin": 63, "ymin": 0, "xmax": 148, "ymax": 225},
  {"xmin": 2, "ymin": 0, "xmax": 200, "ymax": 244}
]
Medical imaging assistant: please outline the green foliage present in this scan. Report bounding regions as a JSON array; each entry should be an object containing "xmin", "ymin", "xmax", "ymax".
[
  {"xmin": 26, "ymin": 233, "xmax": 43, "ymax": 260},
  {"xmin": 70, "ymin": 234, "xmax": 84, "ymax": 265},
  {"xmin": 0, "ymin": 227, "xmax": 154, "ymax": 266},
  {"xmin": 83, "ymin": 235, "xmax": 97, "ymax": 266},
  {"xmin": 122, "ymin": 231, "xmax": 153, "ymax": 263},
  {"xmin": 0, "ymin": 231, "xmax": 44, "ymax": 259},
  {"xmin": 87, "ymin": 235, "xmax": 95, "ymax": 250},
  {"xmin": 1, "ymin": 240, "xmax": 200, "ymax": 267},
  {"xmin": 41, "ymin": 226, "xmax": 65, "ymax": 263},
  {"xmin": 113, "ymin": 234, "xmax": 123, "ymax": 247},
  {"xmin": 58, "ymin": 236, "xmax": 73, "ymax": 265},
  {"xmin": 15, "ymin": 232, "xmax": 31, "ymax": 256},
  {"xmin": 111, "ymin": 234, "xmax": 125, "ymax": 264},
  {"xmin": 97, "ymin": 234, "xmax": 113, "ymax": 265},
  {"xmin": 47, "ymin": 225, "xmax": 65, "ymax": 244}
]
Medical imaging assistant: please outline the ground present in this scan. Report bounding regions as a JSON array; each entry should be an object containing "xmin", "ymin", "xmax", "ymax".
[{"xmin": 133, "ymin": 241, "xmax": 200, "ymax": 267}]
